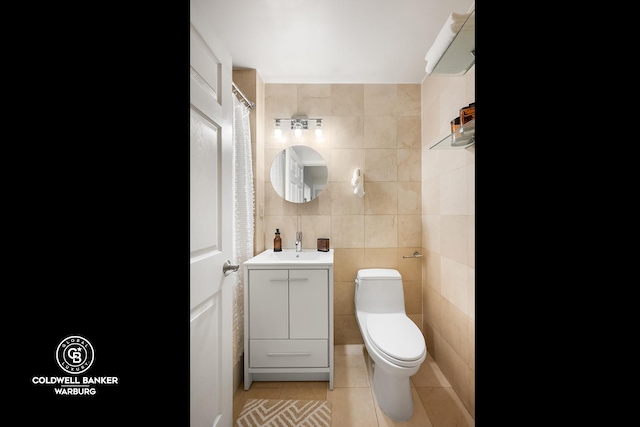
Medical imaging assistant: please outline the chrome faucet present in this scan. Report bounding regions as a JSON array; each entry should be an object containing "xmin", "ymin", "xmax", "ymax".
[{"xmin": 295, "ymin": 231, "xmax": 303, "ymax": 252}]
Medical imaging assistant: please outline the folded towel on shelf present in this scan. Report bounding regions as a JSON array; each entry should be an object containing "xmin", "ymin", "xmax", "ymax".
[
  {"xmin": 424, "ymin": 11, "xmax": 472, "ymax": 75},
  {"xmin": 450, "ymin": 12, "xmax": 471, "ymax": 33}
]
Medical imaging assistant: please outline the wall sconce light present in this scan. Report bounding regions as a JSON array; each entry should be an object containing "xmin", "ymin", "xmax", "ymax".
[
  {"xmin": 274, "ymin": 119, "xmax": 283, "ymax": 139},
  {"xmin": 293, "ymin": 119, "xmax": 305, "ymax": 138},
  {"xmin": 272, "ymin": 116, "xmax": 323, "ymax": 141}
]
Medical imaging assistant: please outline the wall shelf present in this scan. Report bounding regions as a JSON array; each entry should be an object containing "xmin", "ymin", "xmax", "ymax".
[
  {"xmin": 429, "ymin": 119, "xmax": 475, "ymax": 150},
  {"xmin": 430, "ymin": 10, "xmax": 475, "ymax": 76}
]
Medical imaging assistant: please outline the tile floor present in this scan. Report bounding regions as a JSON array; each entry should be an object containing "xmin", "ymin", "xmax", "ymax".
[{"xmin": 233, "ymin": 344, "xmax": 474, "ymax": 427}]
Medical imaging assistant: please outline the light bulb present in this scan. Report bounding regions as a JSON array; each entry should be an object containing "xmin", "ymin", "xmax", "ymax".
[
  {"xmin": 274, "ymin": 120, "xmax": 282, "ymax": 139},
  {"xmin": 293, "ymin": 121, "xmax": 303, "ymax": 138},
  {"xmin": 315, "ymin": 120, "xmax": 323, "ymax": 139}
]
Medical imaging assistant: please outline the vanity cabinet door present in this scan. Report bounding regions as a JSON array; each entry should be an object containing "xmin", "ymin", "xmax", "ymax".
[
  {"xmin": 289, "ymin": 269, "xmax": 329, "ymax": 339},
  {"xmin": 248, "ymin": 269, "xmax": 289, "ymax": 339}
]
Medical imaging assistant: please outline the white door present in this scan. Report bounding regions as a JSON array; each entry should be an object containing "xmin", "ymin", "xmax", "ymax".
[{"xmin": 190, "ymin": 1, "xmax": 235, "ymax": 425}]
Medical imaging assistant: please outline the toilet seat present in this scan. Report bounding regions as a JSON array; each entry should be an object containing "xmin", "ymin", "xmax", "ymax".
[{"xmin": 366, "ymin": 313, "xmax": 425, "ymax": 367}]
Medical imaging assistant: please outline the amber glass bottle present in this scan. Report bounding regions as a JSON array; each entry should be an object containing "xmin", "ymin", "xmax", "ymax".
[{"xmin": 274, "ymin": 229, "xmax": 282, "ymax": 252}]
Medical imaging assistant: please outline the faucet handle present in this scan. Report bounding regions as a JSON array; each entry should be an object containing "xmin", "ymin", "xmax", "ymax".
[{"xmin": 296, "ymin": 231, "xmax": 302, "ymax": 240}]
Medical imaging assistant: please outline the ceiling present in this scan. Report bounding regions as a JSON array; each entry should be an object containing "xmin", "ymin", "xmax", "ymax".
[{"xmin": 192, "ymin": 0, "xmax": 475, "ymax": 84}]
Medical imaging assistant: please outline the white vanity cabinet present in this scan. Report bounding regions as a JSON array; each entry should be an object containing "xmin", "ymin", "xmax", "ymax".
[{"xmin": 243, "ymin": 250, "xmax": 334, "ymax": 390}]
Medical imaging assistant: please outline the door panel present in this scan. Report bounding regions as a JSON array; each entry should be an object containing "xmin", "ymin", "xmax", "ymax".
[
  {"xmin": 289, "ymin": 270, "xmax": 329, "ymax": 339},
  {"xmin": 189, "ymin": 2, "xmax": 234, "ymax": 425},
  {"xmin": 248, "ymin": 270, "xmax": 289, "ymax": 339},
  {"xmin": 190, "ymin": 299, "xmax": 220, "ymax": 427},
  {"xmin": 189, "ymin": 108, "xmax": 223, "ymax": 308}
]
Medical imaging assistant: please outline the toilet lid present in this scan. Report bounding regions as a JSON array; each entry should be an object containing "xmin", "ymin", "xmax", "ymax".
[
  {"xmin": 357, "ymin": 268, "xmax": 401, "ymax": 280},
  {"xmin": 366, "ymin": 314, "xmax": 425, "ymax": 362}
]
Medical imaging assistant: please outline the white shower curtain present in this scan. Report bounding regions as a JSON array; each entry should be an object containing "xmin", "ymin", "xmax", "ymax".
[{"xmin": 232, "ymin": 95, "xmax": 254, "ymax": 364}]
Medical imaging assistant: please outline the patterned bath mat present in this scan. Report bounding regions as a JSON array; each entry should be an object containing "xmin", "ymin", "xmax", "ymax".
[{"xmin": 235, "ymin": 399, "xmax": 331, "ymax": 427}]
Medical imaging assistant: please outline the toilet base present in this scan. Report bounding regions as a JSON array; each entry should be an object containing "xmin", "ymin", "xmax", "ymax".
[{"xmin": 371, "ymin": 358, "xmax": 415, "ymax": 422}]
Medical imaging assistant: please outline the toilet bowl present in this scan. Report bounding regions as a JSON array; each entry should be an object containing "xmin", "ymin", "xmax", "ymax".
[{"xmin": 355, "ymin": 268, "xmax": 427, "ymax": 422}]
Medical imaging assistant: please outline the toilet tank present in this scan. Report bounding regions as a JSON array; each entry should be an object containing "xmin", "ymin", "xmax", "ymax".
[{"xmin": 355, "ymin": 269, "xmax": 406, "ymax": 314}]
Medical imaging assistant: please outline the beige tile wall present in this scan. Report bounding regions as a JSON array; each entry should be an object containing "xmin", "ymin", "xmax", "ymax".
[
  {"xmin": 421, "ymin": 64, "xmax": 475, "ymax": 418},
  {"xmin": 246, "ymin": 75, "xmax": 475, "ymax": 419},
  {"xmin": 262, "ymin": 83, "xmax": 423, "ymax": 346}
]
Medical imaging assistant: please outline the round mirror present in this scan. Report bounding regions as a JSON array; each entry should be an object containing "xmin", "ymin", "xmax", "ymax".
[{"xmin": 270, "ymin": 145, "xmax": 328, "ymax": 203}]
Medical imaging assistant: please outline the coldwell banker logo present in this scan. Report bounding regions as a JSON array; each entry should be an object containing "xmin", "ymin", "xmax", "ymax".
[
  {"xmin": 31, "ymin": 335, "xmax": 119, "ymax": 396},
  {"xmin": 56, "ymin": 334, "xmax": 94, "ymax": 374}
]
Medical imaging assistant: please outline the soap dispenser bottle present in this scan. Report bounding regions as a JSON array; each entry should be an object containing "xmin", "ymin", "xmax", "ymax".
[{"xmin": 273, "ymin": 229, "xmax": 282, "ymax": 252}]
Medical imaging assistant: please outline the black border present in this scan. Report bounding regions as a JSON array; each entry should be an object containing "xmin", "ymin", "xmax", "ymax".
[{"xmin": 8, "ymin": 3, "xmax": 188, "ymax": 423}]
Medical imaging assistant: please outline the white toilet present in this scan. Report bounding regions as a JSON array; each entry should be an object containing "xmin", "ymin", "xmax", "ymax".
[{"xmin": 354, "ymin": 268, "xmax": 427, "ymax": 422}]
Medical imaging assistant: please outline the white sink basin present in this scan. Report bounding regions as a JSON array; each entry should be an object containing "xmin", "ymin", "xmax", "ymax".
[
  {"xmin": 270, "ymin": 251, "xmax": 324, "ymax": 260},
  {"xmin": 244, "ymin": 249, "xmax": 333, "ymax": 266}
]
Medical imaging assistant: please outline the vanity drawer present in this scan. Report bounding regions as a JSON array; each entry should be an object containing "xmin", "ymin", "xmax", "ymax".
[{"xmin": 250, "ymin": 340, "xmax": 328, "ymax": 368}]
